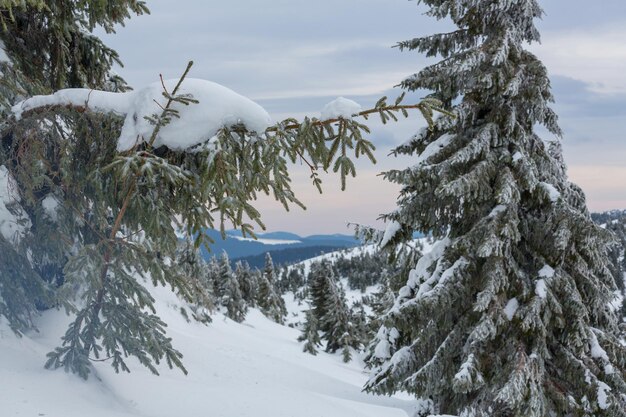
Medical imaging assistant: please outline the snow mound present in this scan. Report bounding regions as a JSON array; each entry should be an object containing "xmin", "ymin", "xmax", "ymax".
[
  {"xmin": 12, "ymin": 78, "xmax": 272, "ymax": 152},
  {"xmin": 321, "ymin": 97, "xmax": 362, "ymax": 121}
]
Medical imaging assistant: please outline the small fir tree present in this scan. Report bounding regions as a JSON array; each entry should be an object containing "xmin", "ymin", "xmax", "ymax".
[
  {"xmin": 321, "ymin": 283, "xmax": 360, "ymax": 360},
  {"xmin": 217, "ymin": 252, "xmax": 247, "ymax": 323},
  {"xmin": 306, "ymin": 260, "xmax": 361, "ymax": 362},
  {"xmin": 234, "ymin": 261, "xmax": 258, "ymax": 308},
  {"xmin": 257, "ymin": 253, "xmax": 287, "ymax": 324},
  {"xmin": 297, "ymin": 309, "xmax": 322, "ymax": 355},
  {"xmin": 173, "ymin": 241, "xmax": 215, "ymax": 324}
]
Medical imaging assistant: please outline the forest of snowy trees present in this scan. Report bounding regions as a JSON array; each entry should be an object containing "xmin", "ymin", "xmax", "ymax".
[{"xmin": 0, "ymin": 1, "xmax": 625, "ymax": 417}]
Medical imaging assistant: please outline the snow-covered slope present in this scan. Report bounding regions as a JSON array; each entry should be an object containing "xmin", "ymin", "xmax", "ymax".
[
  {"xmin": 0, "ymin": 282, "xmax": 416, "ymax": 417},
  {"xmin": 291, "ymin": 238, "xmax": 432, "ymax": 276},
  {"xmin": 290, "ymin": 243, "xmax": 379, "ymax": 276}
]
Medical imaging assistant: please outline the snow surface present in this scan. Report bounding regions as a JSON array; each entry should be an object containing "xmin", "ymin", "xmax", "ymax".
[
  {"xmin": 0, "ymin": 279, "xmax": 416, "ymax": 417},
  {"xmin": 12, "ymin": 78, "xmax": 272, "ymax": 152},
  {"xmin": 321, "ymin": 97, "xmax": 362, "ymax": 121}
]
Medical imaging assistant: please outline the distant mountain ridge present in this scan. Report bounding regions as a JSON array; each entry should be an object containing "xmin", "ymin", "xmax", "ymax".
[{"xmin": 199, "ymin": 229, "xmax": 360, "ymax": 265}]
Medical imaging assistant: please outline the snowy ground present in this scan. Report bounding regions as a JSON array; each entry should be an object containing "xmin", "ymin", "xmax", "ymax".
[
  {"xmin": 291, "ymin": 243, "xmax": 379, "ymax": 276},
  {"xmin": 0, "ymin": 281, "xmax": 418, "ymax": 417}
]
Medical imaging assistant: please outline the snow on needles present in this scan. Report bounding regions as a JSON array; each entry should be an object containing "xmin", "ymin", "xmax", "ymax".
[
  {"xmin": 0, "ymin": 165, "xmax": 30, "ymax": 241},
  {"xmin": 414, "ymin": 133, "xmax": 453, "ymax": 167},
  {"xmin": 503, "ymin": 298, "xmax": 519, "ymax": 321},
  {"xmin": 12, "ymin": 78, "xmax": 272, "ymax": 152},
  {"xmin": 539, "ymin": 182, "xmax": 560, "ymax": 203},
  {"xmin": 380, "ymin": 220, "xmax": 401, "ymax": 248},
  {"xmin": 321, "ymin": 97, "xmax": 362, "ymax": 121}
]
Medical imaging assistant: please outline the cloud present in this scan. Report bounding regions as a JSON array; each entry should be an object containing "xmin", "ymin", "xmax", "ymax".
[
  {"xmin": 538, "ymin": 1, "xmax": 626, "ymax": 30},
  {"xmin": 543, "ymin": 76, "xmax": 626, "ymax": 154},
  {"xmin": 551, "ymin": 76, "xmax": 626, "ymax": 118},
  {"xmin": 532, "ymin": 25, "xmax": 626, "ymax": 94}
]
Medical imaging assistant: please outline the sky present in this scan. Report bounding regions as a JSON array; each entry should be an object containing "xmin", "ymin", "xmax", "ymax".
[{"xmin": 99, "ymin": 0, "xmax": 626, "ymax": 235}]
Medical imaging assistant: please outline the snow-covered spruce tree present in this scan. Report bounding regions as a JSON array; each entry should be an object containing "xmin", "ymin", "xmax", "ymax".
[
  {"xmin": 321, "ymin": 280, "xmax": 360, "ymax": 362},
  {"xmin": 257, "ymin": 253, "xmax": 287, "ymax": 323},
  {"xmin": 306, "ymin": 260, "xmax": 360, "ymax": 361},
  {"xmin": 365, "ymin": 1, "xmax": 626, "ymax": 416},
  {"xmin": 234, "ymin": 260, "xmax": 258, "ymax": 308},
  {"xmin": 173, "ymin": 241, "xmax": 215, "ymax": 324},
  {"xmin": 279, "ymin": 265, "xmax": 306, "ymax": 294},
  {"xmin": 217, "ymin": 252, "xmax": 247, "ymax": 323},
  {"xmin": 0, "ymin": 0, "xmax": 145, "ymax": 334},
  {"xmin": 298, "ymin": 309, "xmax": 322, "ymax": 355},
  {"xmin": 308, "ymin": 260, "xmax": 336, "ymax": 323}
]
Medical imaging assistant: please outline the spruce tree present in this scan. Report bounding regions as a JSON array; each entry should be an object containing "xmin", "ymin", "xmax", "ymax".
[
  {"xmin": 308, "ymin": 261, "xmax": 335, "ymax": 322},
  {"xmin": 234, "ymin": 260, "xmax": 258, "ymax": 308},
  {"xmin": 217, "ymin": 252, "xmax": 247, "ymax": 323},
  {"xmin": 173, "ymin": 241, "xmax": 215, "ymax": 324},
  {"xmin": 257, "ymin": 253, "xmax": 287, "ymax": 324},
  {"xmin": 0, "ymin": 0, "xmax": 147, "ymax": 336},
  {"xmin": 298, "ymin": 309, "xmax": 322, "ymax": 355},
  {"xmin": 321, "ymin": 281, "xmax": 360, "ymax": 361},
  {"xmin": 306, "ymin": 260, "xmax": 361, "ymax": 362},
  {"xmin": 366, "ymin": 1, "xmax": 626, "ymax": 416}
]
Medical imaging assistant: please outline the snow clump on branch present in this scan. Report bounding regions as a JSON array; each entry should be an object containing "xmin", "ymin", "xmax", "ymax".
[
  {"xmin": 320, "ymin": 97, "xmax": 362, "ymax": 121},
  {"xmin": 12, "ymin": 78, "xmax": 272, "ymax": 152}
]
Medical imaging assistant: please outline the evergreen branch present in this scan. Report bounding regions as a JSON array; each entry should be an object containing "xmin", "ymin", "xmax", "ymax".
[
  {"xmin": 146, "ymin": 60, "xmax": 194, "ymax": 147},
  {"xmin": 265, "ymin": 100, "xmax": 452, "ymax": 133},
  {"xmin": 79, "ymin": 61, "xmax": 195, "ymax": 363}
]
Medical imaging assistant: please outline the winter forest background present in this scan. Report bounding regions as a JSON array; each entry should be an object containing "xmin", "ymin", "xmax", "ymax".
[{"xmin": 0, "ymin": 1, "xmax": 625, "ymax": 417}]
